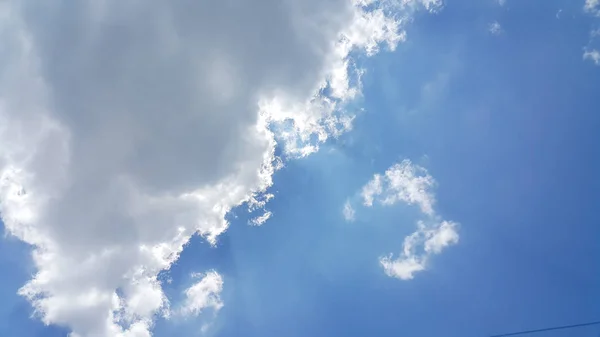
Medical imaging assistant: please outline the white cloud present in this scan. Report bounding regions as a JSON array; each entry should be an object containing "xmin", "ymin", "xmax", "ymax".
[
  {"xmin": 413, "ymin": 0, "xmax": 444, "ymax": 13},
  {"xmin": 181, "ymin": 271, "xmax": 224, "ymax": 317},
  {"xmin": 343, "ymin": 200, "xmax": 356, "ymax": 221},
  {"xmin": 347, "ymin": 160, "xmax": 459, "ymax": 280},
  {"xmin": 584, "ymin": 30, "xmax": 600, "ymax": 66},
  {"xmin": 585, "ymin": 0, "xmax": 600, "ymax": 16},
  {"xmin": 380, "ymin": 220, "xmax": 459, "ymax": 280},
  {"xmin": 249, "ymin": 211, "xmax": 273, "ymax": 226},
  {"xmin": 497, "ymin": 0, "xmax": 506, "ymax": 6},
  {"xmin": 488, "ymin": 21, "xmax": 503, "ymax": 35},
  {"xmin": 424, "ymin": 220, "xmax": 460, "ymax": 254},
  {"xmin": 0, "ymin": 0, "xmax": 438, "ymax": 336},
  {"xmin": 583, "ymin": 1, "xmax": 600, "ymax": 63},
  {"xmin": 584, "ymin": 49, "xmax": 600, "ymax": 65},
  {"xmin": 361, "ymin": 174, "xmax": 384, "ymax": 207},
  {"xmin": 360, "ymin": 160, "xmax": 435, "ymax": 216},
  {"xmin": 379, "ymin": 255, "xmax": 425, "ymax": 280}
]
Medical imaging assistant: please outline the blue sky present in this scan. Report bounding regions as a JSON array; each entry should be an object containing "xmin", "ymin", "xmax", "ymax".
[{"xmin": 1, "ymin": 0, "xmax": 600, "ymax": 337}]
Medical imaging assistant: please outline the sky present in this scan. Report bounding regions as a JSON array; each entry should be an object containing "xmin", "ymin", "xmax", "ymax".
[{"xmin": 0, "ymin": 0, "xmax": 599, "ymax": 337}]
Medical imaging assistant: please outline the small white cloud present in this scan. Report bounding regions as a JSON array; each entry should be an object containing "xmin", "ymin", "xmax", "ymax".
[
  {"xmin": 585, "ymin": 0, "xmax": 600, "ymax": 16},
  {"xmin": 417, "ymin": 0, "xmax": 444, "ymax": 12},
  {"xmin": 249, "ymin": 211, "xmax": 273, "ymax": 226},
  {"xmin": 424, "ymin": 220, "xmax": 460, "ymax": 254},
  {"xmin": 583, "ymin": 1, "xmax": 600, "ymax": 63},
  {"xmin": 360, "ymin": 160, "xmax": 436, "ymax": 216},
  {"xmin": 497, "ymin": 0, "xmax": 506, "ymax": 6},
  {"xmin": 380, "ymin": 255, "xmax": 425, "ymax": 280},
  {"xmin": 343, "ymin": 200, "xmax": 356, "ymax": 221},
  {"xmin": 380, "ymin": 220, "xmax": 459, "ymax": 280},
  {"xmin": 488, "ymin": 21, "xmax": 502, "ymax": 35},
  {"xmin": 181, "ymin": 271, "xmax": 224, "ymax": 317},
  {"xmin": 347, "ymin": 160, "xmax": 460, "ymax": 280},
  {"xmin": 584, "ymin": 49, "xmax": 600, "ymax": 65}
]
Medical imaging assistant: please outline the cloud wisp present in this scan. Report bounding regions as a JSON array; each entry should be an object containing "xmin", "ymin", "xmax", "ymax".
[
  {"xmin": 583, "ymin": 0, "xmax": 600, "ymax": 64},
  {"xmin": 584, "ymin": 49, "xmax": 600, "ymax": 64},
  {"xmin": 347, "ymin": 160, "xmax": 459, "ymax": 280},
  {"xmin": 343, "ymin": 200, "xmax": 356, "ymax": 222},
  {"xmin": 488, "ymin": 21, "xmax": 503, "ymax": 36}
]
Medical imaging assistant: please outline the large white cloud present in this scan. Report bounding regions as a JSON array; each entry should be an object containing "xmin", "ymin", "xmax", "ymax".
[
  {"xmin": 348, "ymin": 160, "xmax": 459, "ymax": 280},
  {"xmin": 0, "ymin": 0, "xmax": 439, "ymax": 336}
]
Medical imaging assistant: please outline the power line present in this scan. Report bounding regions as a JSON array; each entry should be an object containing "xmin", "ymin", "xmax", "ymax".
[{"xmin": 489, "ymin": 320, "xmax": 600, "ymax": 337}]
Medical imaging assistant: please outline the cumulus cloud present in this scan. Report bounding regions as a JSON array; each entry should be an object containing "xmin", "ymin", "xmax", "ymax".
[
  {"xmin": 348, "ymin": 160, "xmax": 459, "ymax": 280},
  {"xmin": 180, "ymin": 271, "xmax": 224, "ymax": 317},
  {"xmin": 360, "ymin": 160, "xmax": 436, "ymax": 216},
  {"xmin": 0, "ymin": 0, "xmax": 440, "ymax": 336}
]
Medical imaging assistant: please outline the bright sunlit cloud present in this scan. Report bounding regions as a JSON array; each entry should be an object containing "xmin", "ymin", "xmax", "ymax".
[{"xmin": 0, "ymin": 0, "xmax": 440, "ymax": 336}]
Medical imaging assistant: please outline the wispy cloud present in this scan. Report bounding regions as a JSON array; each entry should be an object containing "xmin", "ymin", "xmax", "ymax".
[
  {"xmin": 583, "ymin": 2, "xmax": 600, "ymax": 65},
  {"xmin": 343, "ymin": 200, "xmax": 356, "ymax": 222},
  {"xmin": 249, "ymin": 211, "xmax": 273, "ymax": 226},
  {"xmin": 585, "ymin": 0, "xmax": 600, "ymax": 16},
  {"xmin": 347, "ymin": 160, "xmax": 459, "ymax": 280},
  {"xmin": 583, "ymin": 49, "xmax": 600, "ymax": 65},
  {"xmin": 556, "ymin": 9, "xmax": 563, "ymax": 19},
  {"xmin": 488, "ymin": 21, "xmax": 503, "ymax": 35},
  {"xmin": 380, "ymin": 220, "xmax": 459, "ymax": 279}
]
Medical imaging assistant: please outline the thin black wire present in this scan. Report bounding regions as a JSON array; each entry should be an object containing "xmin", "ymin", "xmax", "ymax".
[{"xmin": 489, "ymin": 320, "xmax": 600, "ymax": 337}]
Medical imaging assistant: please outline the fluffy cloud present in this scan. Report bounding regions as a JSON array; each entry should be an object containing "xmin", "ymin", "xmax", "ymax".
[
  {"xmin": 180, "ymin": 271, "xmax": 224, "ymax": 318},
  {"xmin": 380, "ymin": 220, "xmax": 458, "ymax": 279},
  {"xmin": 360, "ymin": 160, "xmax": 436, "ymax": 216},
  {"xmin": 348, "ymin": 160, "xmax": 459, "ymax": 280},
  {"xmin": 0, "ymin": 0, "xmax": 439, "ymax": 336}
]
